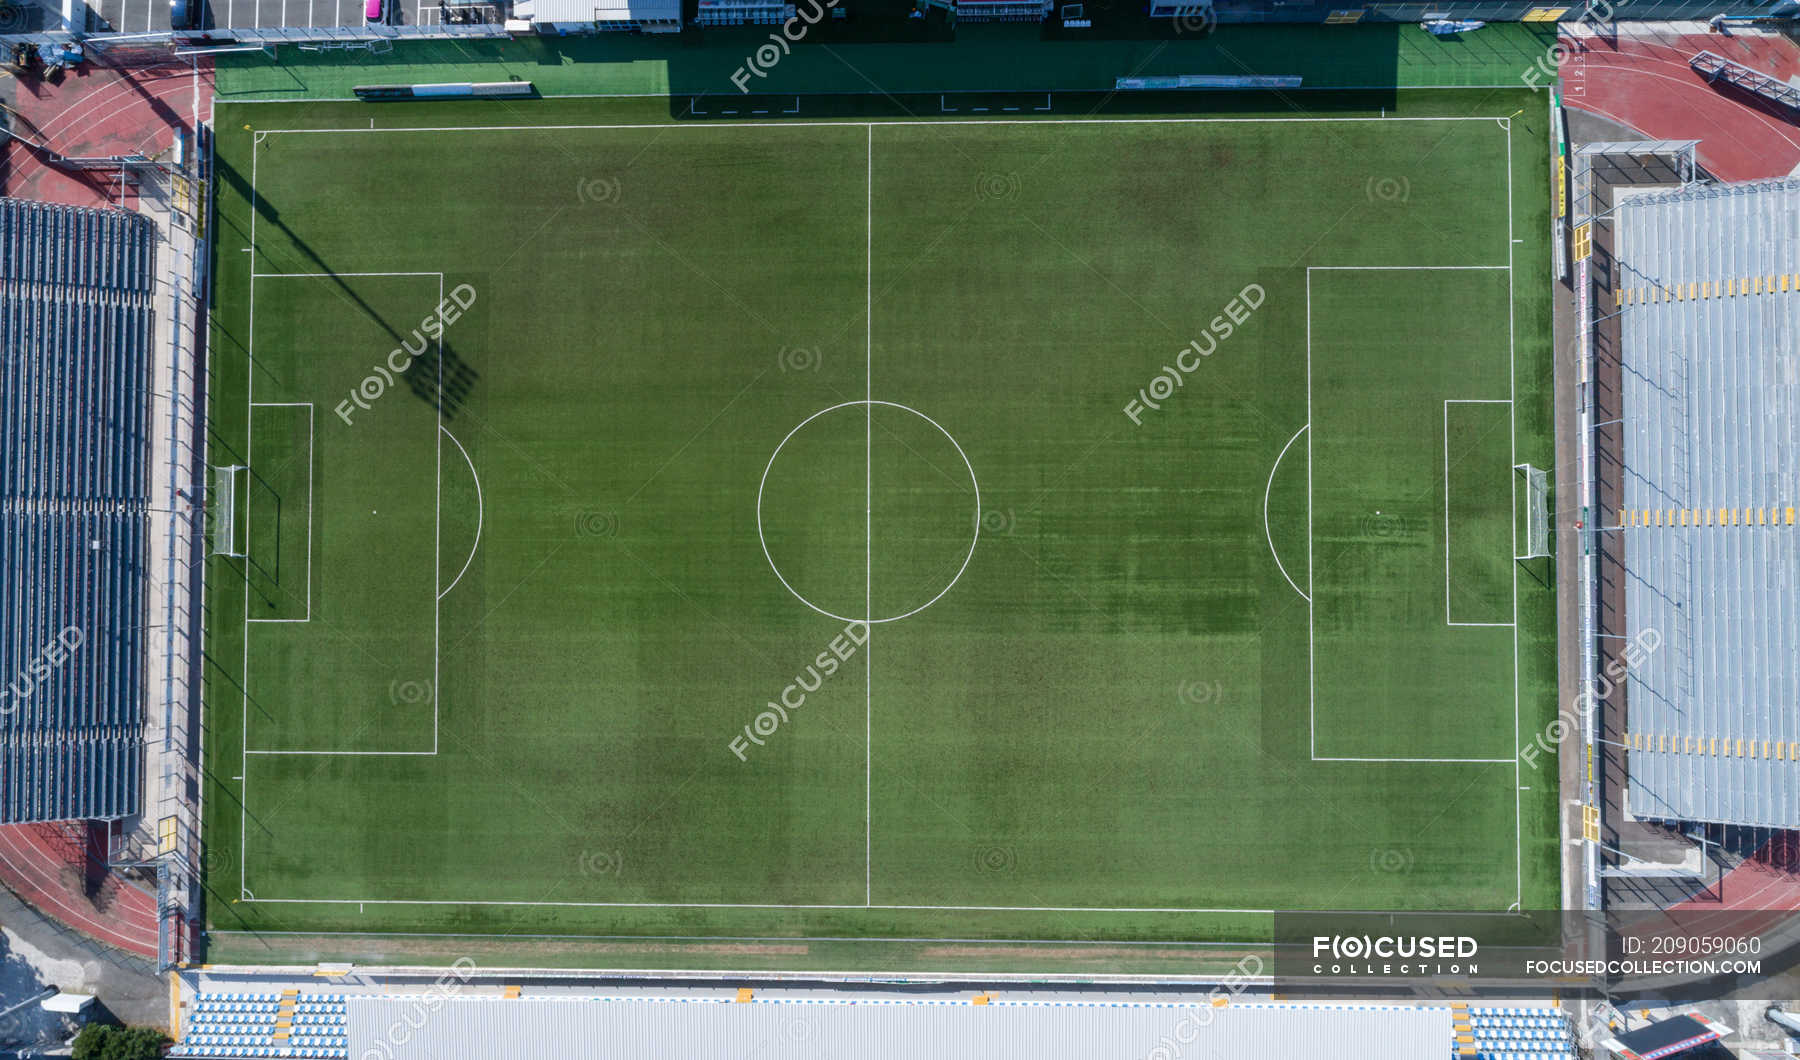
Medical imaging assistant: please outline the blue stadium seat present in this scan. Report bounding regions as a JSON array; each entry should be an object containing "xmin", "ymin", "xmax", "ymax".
[{"xmin": 0, "ymin": 196, "xmax": 155, "ymax": 824}]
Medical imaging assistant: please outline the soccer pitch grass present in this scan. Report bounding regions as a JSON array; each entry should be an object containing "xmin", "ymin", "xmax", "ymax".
[{"xmin": 204, "ymin": 93, "xmax": 1558, "ymax": 970}]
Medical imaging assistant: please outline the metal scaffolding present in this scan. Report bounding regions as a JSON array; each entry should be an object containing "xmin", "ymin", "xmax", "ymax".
[{"xmin": 1690, "ymin": 50, "xmax": 1800, "ymax": 114}]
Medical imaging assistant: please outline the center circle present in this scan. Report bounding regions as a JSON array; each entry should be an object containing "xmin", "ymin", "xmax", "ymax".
[{"xmin": 757, "ymin": 400, "xmax": 980, "ymax": 624}]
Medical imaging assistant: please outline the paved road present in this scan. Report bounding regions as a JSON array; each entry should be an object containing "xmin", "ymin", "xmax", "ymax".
[{"xmin": 84, "ymin": 0, "xmax": 498, "ymax": 35}]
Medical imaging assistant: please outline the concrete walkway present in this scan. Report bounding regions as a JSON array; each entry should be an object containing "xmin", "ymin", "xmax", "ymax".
[{"xmin": 0, "ymin": 887, "xmax": 169, "ymax": 1033}]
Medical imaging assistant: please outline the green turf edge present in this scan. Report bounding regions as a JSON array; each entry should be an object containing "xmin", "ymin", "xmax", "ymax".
[
  {"xmin": 198, "ymin": 88, "xmax": 1563, "ymax": 976},
  {"xmin": 203, "ymin": 930, "xmax": 1273, "ymax": 978},
  {"xmin": 212, "ymin": 24, "xmax": 1561, "ymax": 101}
]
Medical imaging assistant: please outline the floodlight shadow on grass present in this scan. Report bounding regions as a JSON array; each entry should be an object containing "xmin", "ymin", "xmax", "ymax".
[
  {"xmin": 403, "ymin": 341, "xmax": 480, "ymax": 422},
  {"xmin": 216, "ymin": 157, "xmax": 428, "ymax": 353}
]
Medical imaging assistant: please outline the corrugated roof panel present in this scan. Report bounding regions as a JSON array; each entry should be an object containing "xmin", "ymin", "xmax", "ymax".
[
  {"xmin": 1617, "ymin": 179, "xmax": 1800, "ymax": 830},
  {"xmin": 349, "ymin": 996, "xmax": 1454, "ymax": 1060}
]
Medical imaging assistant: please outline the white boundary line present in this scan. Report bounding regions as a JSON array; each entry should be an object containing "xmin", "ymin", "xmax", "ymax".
[
  {"xmin": 240, "ymin": 138, "xmax": 257, "ymax": 901},
  {"xmin": 1506, "ymin": 123, "xmax": 1522, "ymax": 911},
  {"xmin": 208, "ymin": 926, "xmax": 1271, "ymax": 947},
  {"xmin": 1305, "ymin": 265, "xmax": 1521, "ymax": 769},
  {"xmin": 239, "ymin": 898, "xmax": 1282, "ymax": 913},
  {"xmin": 246, "ymin": 749, "xmax": 436, "ymax": 757},
  {"xmin": 438, "ymin": 424, "xmax": 483, "ymax": 602},
  {"xmin": 1443, "ymin": 399, "xmax": 1516, "ymax": 628},
  {"xmin": 1263, "ymin": 423, "xmax": 1311, "ymax": 603},
  {"xmin": 1306, "ymin": 265, "xmax": 1510, "ymax": 271},
  {"xmin": 228, "ymin": 85, "xmax": 1533, "ymax": 105},
  {"xmin": 1309, "ymin": 753, "xmax": 1514, "ymax": 763},
  {"xmin": 250, "ymin": 117, "xmax": 1512, "ymax": 136},
  {"xmin": 433, "ymin": 268, "xmax": 444, "ymax": 766},
  {"xmin": 252, "ymin": 271, "xmax": 445, "ymax": 278},
  {"xmin": 232, "ymin": 116, "xmax": 1536, "ymax": 914},
  {"xmin": 864, "ymin": 123, "xmax": 873, "ymax": 910},
  {"xmin": 1305, "ymin": 265, "xmax": 1314, "ymax": 761},
  {"xmin": 244, "ymin": 401, "xmax": 314, "ymax": 624}
]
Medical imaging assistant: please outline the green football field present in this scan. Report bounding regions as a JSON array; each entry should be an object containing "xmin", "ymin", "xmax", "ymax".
[{"xmin": 203, "ymin": 92, "xmax": 1559, "ymax": 971}]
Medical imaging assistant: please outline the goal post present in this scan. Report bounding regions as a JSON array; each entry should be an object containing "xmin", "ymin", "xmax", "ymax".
[
  {"xmin": 1515, "ymin": 462, "xmax": 1550, "ymax": 560},
  {"xmin": 210, "ymin": 464, "xmax": 248, "ymax": 557}
]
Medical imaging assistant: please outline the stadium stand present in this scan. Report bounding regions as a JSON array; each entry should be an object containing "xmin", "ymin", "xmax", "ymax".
[
  {"xmin": 168, "ymin": 993, "xmax": 351, "ymax": 1059},
  {"xmin": 1461, "ymin": 1005, "xmax": 1578, "ymax": 1059},
  {"xmin": 0, "ymin": 197, "xmax": 156, "ymax": 824},
  {"xmin": 1612, "ymin": 178, "xmax": 1800, "ymax": 830},
  {"xmin": 164, "ymin": 987, "xmax": 1582, "ymax": 1060}
]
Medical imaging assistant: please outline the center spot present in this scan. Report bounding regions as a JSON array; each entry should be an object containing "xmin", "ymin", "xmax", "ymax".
[{"xmin": 758, "ymin": 401, "xmax": 979, "ymax": 624}]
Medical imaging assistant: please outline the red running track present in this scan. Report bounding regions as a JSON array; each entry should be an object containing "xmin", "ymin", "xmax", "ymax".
[
  {"xmin": 1673, "ymin": 833, "xmax": 1800, "ymax": 913},
  {"xmin": 2, "ymin": 54, "xmax": 213, "ymax": 207},
  {"xmin": 0, "ymin": 824, "xmax": 159, "ymax": 958},
  {"xmin": 1561, "ymin": 29, "xmax": 1800, "ymax": 181}
]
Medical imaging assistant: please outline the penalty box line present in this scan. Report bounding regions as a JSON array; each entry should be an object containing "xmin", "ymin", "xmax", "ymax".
[{"xmin": 242, "ymin": 271, "xmax": 446, "ymax": 760}]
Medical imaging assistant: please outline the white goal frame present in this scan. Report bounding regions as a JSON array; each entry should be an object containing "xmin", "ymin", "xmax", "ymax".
[
  {"xmin": 210, "ymin": 464, "xmax": 248, "ymax": 557},
  {"xmin": 1515, "ymin": 462, "xmax": 1551, "ymax": 560}
]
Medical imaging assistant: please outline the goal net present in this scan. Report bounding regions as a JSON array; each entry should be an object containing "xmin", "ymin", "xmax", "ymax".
[
  {"xmin": 211, "ymin": 464, "xmax": 248, "ymax": 557},
  {"xmin": 1515, "ymin": 463, "xmax": 1550, "ymax": 559}
]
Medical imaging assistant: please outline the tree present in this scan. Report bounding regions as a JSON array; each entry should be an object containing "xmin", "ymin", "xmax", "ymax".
[{"xmin": 70, "ymin": 1023, "xmax": 169, "ymax": 1060}]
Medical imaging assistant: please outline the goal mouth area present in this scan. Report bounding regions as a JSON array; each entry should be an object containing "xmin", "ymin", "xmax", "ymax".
[
  {"xmin": 1514, "ymin": 462, "xmax": 1550, "ymax": 561},
  {"xmin": 210, "ymin": 463, "xmax": 249, "ymax": 558}
]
